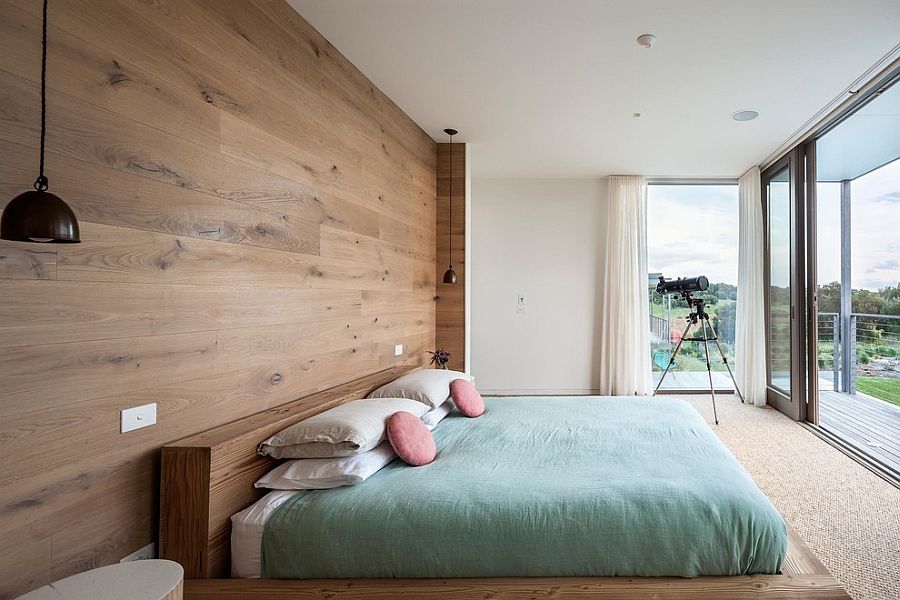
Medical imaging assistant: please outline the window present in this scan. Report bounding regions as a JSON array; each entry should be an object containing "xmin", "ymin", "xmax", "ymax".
[{"xmin": 647, "ymin": 184, "xmax": 739, "ymax": 390}]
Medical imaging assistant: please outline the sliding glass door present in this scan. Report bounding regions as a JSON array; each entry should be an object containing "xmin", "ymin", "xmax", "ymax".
[
  {"xmin": 762, "ymin": 152, "xmax": 807, "ymax": 419},
  {"xmin": 808, "ymin": 73, "xmax": 900, "ymax": 476},
  {"xmin": 767, "ymin": 165, "xmax": 792, "ymax": 395},
  {"xmin": 760, "ymin": 67, "xmax": 899, "ymax": 480}
]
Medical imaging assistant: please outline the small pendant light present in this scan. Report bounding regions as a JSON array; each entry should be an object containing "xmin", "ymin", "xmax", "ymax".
[
  {"xmin": 442, "ymin": 128, "xmax": 458, "ymax": 285},
  {"xmin": 1, "ymin": 0, "xmax": 80, "ymax": 243}
]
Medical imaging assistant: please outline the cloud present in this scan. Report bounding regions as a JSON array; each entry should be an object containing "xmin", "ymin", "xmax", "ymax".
[
  {"xmin": 858, "ymin": 277, "xmax": 900, "ymax": 291},
  {"xmin": 869, "ymin": 259, "xmax": 899, "ymax": 272},
  {"xmin": 647, "ymin": 185, "xmax": 739, "ymax": 285},
  {"xmin": 873, "ymin": 191, "xmax": 900, "ymax": 205}
]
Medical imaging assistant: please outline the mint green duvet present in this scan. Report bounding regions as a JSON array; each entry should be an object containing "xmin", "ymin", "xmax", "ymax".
[{"xmin": 262, "ymin": 396, "xmax": 786, "ymax": 578}]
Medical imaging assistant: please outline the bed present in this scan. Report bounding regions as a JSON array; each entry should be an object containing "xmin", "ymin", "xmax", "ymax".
[{"xmin": 160, "ymin": 366, "xmax": 850, "ymax": 599}]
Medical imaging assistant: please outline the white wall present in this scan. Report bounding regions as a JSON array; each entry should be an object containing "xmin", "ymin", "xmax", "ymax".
[{"xmin": 471, "ymin": 178, "xmax": 608, "ymax": 393}]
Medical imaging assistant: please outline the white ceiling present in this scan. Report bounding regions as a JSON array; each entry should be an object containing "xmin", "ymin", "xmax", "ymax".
[
  {"xmin": 817, "ymin": 80, "xmax": 900, "ymax": 182},
  {"xmin": 289, "ymin": 0, "xmax": 900, "ymax": 179}
]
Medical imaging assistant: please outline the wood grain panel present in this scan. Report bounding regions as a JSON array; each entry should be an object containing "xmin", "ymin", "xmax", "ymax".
[
  {"xmin": 0, "ymin": 2, "xmax": 220, "ymax": 150},
  {"xmin": 184, "ymin": 575, "xmax": 850, "ymax": 600},
  {"xmin": 0, "ymin": 346, "xmax": 383, "ymax": 502},
  {"xmin": 379, "ymin": 214, "xmax": 436, "ymax": 261},
  {"xmin": 0, "ymin": 1, "xmax": 435, "ymax": 596},
  {"xmin": 56, "ymin": 222, "xmax": 410, "ymax": 291},
  {"xmin": 0, "ymin": 139, "xmax": 321, "ymax": 257},
  {"xmin": 0, "ymin": 331, "xmax": 218, "ymax": 416},
  {"xmin": 435, "ymin": 143, "xmax": 467, "ymax": 370},
  {"xmin": 0, "ymin": 239, "xmax": 57, "ymax": 280},
  {"xmin": 0, "ymin": 70, "xmax": 323, "ymax": 253},
  {"xmin": 160, "ymin": 367, "xmax": 415, "ymax": 579},
  {"xmin": 0, "ymin": 536, "xmax": 51, "ymax": 598},
  {"xmin": 0, "ymin": 281, "xmax": 361, "ymax": 349},
  {"xmin": 176, "ymin": 525, "xmax": 848, "ymax": 599}
]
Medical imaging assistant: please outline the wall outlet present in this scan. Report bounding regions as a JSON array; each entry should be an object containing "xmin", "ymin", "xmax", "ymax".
[
  {"xmin": 516, "ymin": 304, "xmax": 526, "ymax": 314},
  {"xmin": 121, "ymin": 403, "xmax": 157, "ymax": 433},
  {"xmin": 394, "ymin": 344, "xmax": 404, "ymax": 356},
  {"xmin": 120, "ymin": 543, "xmax": 156, "ymax": 562}
]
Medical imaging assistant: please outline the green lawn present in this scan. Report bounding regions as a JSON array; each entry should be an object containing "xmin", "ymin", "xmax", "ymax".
[{"xmin": 856, "ymin": 376, "xmax": 900, "ymax": 407}]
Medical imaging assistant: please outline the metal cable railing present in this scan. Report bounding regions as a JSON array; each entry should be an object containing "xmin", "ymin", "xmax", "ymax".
[{"xmin": 816, "ymin": 312, "xmax": 900, "ymax": 396}]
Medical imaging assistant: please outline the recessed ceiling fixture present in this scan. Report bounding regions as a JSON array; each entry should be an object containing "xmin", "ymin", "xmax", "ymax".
[
  {"xmin": 442, "ymin": 128, "xmax": 458, "ymax": 285},
  {"xmin": 1, "ymin": 0, "xmax": 80, "ymax": 243},
  {"xmin": 636, "ymin": 34, "xmax": 656, "ymax": 48},
  {"xmin": 731, "ymin": 109, "xmax": 760, "ymax": 122}
]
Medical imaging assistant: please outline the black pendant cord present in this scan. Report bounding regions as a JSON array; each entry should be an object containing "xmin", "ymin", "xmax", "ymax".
[
  {"xmin": 34, "ymin": 0, "xmax": 49, "ymax": 192},
  {"xmin": 447, "ymin": 132, "xmax": 453, "ymax": 270}
]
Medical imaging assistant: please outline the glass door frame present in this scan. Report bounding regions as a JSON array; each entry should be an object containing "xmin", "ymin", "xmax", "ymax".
[
  {"xmin": 803, "ymin": 67, "xmax": 900, "ymax": 426},
  {"xmin": 761, "ymin": 147, "xmax": 809, "ymax": 421},
  {"xmin": 804, "ymin": 140, "xmax": 819, "ymax": 424}
]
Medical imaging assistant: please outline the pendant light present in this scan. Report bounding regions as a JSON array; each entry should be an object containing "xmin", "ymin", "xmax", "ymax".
[
  {"xmin": 1, "ymin": 0, "xmax": 80, "ymax": 243},
  {"xmin": 441, "ymin": 128, "xmax": 458, "ymax": 285}
]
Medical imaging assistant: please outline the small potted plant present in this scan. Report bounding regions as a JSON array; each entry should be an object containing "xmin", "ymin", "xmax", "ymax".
[{"xmin": 428, "ymin": 348, "xmax": 451, "ymax": 369}]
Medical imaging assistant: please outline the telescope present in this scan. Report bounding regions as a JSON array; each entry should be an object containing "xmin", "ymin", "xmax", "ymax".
[
  {"xmin": 652, "ymin": 273, "xmax": 744, "ymax": 424},
  {"xmin": 656, "ymin": 275, "xmax": 709, "ymax": 296}
]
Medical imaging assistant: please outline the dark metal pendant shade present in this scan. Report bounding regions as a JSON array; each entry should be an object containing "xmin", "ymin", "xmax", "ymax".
[
  {"xmin": 442, "ymin": 128, "xmax": 458, "ymax": 285},
  {"xmin": 442, "ymin": 266, "xmax": 457, "ymax": 284},
  {"xmin": 1, "ymin": 189, "xmax": 81, "ymax": 243},
  {"xmin": 2, "ymin": 0, "xmax": 81, "ymax": 244}
]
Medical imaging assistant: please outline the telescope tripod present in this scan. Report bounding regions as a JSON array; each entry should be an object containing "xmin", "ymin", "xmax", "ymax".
[{"xmin": 652, "ymin": 294, "xmax": 744, "ymax": 425}]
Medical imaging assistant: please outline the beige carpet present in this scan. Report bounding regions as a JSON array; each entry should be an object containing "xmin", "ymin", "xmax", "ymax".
[{"xmin": 678, "ymin": 395, "xmax": 900, "ymax": 600}]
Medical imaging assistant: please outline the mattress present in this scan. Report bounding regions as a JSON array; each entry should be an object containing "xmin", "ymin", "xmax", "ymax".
[{"xmin": 236, "ymin": 396, "xmax": 787, "ymax": 579}]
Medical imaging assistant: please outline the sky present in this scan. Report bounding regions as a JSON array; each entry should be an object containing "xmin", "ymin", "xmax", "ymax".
[
  {"xmin": 647, "ymin": 185, "xmax": 738, "ymax": 286},
  {"xmin": 648, "ymin": 158, "xmax": 900, "ymax": 292},
  {"xmin": 817, "ymin": 158, "xmax": 900, "ymax": 291}
]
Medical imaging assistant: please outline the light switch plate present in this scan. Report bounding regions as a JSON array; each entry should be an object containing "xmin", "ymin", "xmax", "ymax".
[
  {"xmin": 121, "ymin": 403, "xmax": 157, "ymax": 433},
  {"xmin": 394, "ymin": 344, "xmax": 404, "ymax": 356},
  {"xmin": 517, "ymin": 294, "xmax": 527, "ymax": 304}
]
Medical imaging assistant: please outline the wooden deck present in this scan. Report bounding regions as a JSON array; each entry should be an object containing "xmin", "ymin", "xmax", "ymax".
[
  {"xmin": 654, "ymin": 370, "xmax": 734, "ymax": 391},
  {"xmin": 819, "ymin": 390, "xmax": 900, "ymax": 474}
]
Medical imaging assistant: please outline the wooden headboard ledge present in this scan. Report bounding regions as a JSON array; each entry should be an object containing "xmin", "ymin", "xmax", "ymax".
[{"xmin": 159, "ymin": 365, "xmax": 418, "ymax": 579}]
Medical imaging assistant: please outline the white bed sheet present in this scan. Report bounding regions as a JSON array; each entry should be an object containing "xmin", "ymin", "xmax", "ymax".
[{"xmin": 230, "ymin": 490, "xmax": 298, "ymax": 578}]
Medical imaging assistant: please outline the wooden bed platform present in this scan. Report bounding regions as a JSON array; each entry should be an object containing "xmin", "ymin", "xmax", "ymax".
[{"xmin": 160, "ymin": 367, "xmax": 850, "ymax": 600}]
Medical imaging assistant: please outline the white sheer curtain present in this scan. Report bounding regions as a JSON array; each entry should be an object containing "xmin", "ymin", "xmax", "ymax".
[
  {"xmin": 736, "ymin": 167, "xmax": 767, "ymax": 406},
  {"xmin": 597, "ymin": 175, "xmax": 652, "ymax": 396}
]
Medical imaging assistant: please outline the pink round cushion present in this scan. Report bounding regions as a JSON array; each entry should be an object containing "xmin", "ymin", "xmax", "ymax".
[
  {"xmin": 386, "ymin": 411, "xmax": 436, "ymax": 466},
  {"xmin": 450, "ymin": 379, "xmax": 485, "ymax": 417}
]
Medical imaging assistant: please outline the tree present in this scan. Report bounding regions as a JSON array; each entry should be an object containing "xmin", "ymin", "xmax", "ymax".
[
  {"xmin": 853, "ymin": 289, "xmax": 884, "ymax": 314},
  {"xmin": 817, "ymin": 282, "xmax": 841, "ymax": 313},
  {"xmin": 713, "ymin": 302, "xmax": 736, "ymax": 344}
]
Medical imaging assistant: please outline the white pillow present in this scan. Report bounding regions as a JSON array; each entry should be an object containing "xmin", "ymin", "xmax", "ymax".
[
  {"xmin": 422, "ymin": 399, "xmax": 454, "ymax": 430},
  {"xmin": 257, "ymin": 397, "xmax": 428, "ymax": 459},
  {"xmin": 368, "ymin": 369, "xmax": 472, "ymax": 408},
  {"xmin": 255, "ymin": 442, "xmax": 396, "ymax": 490}
]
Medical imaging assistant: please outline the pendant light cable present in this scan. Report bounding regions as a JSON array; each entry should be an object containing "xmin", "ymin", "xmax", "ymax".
[
  {"xmin": 447, "ymin": 131, "xmax": 453, "ymax": 271},
  {"xmin": 34, "ymin": 0, "xmax": 49, "ymax": 192},
  {"xmin": 1, "ymin": 0, "xmax": 80, "ymax": 244},
  {"xmin": 440, "ymin": 128, "xmax": 458, "ymax": 284}
]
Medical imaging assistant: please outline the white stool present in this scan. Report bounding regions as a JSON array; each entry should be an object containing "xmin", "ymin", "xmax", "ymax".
[{"xmin": 16, "ymin": 560, "xmax": 183, "ymax": 600}]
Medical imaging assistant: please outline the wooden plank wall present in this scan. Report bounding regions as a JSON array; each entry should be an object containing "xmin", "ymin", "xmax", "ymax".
[
  {"xmin": 0, "ymin": 1, "xmax": 436, "ymax": 596},
  {"xmin": 435, "ymin": 143, "xmax": 467, "ymax": 370}
]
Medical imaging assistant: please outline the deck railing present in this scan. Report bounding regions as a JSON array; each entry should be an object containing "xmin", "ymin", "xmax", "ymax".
[
  {"xmin": 649, "ymin": 314, "xmax": 670, "ymax": 344},
  {"xmin": 817, "ymin": 312, "xmax": 900, "ymax": 396}
]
